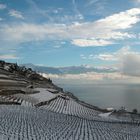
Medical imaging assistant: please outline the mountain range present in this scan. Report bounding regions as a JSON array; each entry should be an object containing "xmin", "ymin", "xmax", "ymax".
[{"xmin": 21, "ymin": 63, "xmax": 117, "ymax": 74}]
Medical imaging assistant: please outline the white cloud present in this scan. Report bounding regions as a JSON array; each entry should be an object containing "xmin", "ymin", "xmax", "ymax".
[
  {"xmin": 41, "ymin": 72, "xmax": 139, "ymax": 83},
  {"xmin": 84, "ymin": 46, "xmax": 140, "ymax": 77},
  {"xmin": 72, "ymin": 0, "xmax": 84, "ymax": 20},
  {"xmin": 0, "ymin": 8, "xmax": 140, "ymax": 46},
  {"xmin": 9, "ymin": 10, "xmax": 24, "ymax": 19},
  {"xmin": 97, "ymin": 8, "xmax": 140, "ymax": 30},
  {"xmin": 86, "ymin": 0, "xmax": 99, "ymax": 6},
  {"xmin": 94, "ymin": 54, "xmax": 118, "ymax": 61},
  {"xmin": 80, "ymin": 54, "xmax": 87, "ymax": 59},
  {"xmin": 41, "ymin": 72, "xmax": 106, "ymax": 81},
  {"xmin": 134, "ymin": 0, "xmax": 140, "ymax": 3},
  {"xmin": 81, "ymin": 52, "xmax": 117, "ymax": 61},
  {"xmin": 0, "ymin": 54, "xmax": 19, "ymax": 60},
  {"xmin": 71, "ymin": 8, "xmax": 140, "ymax": 46},
  {"xmin": 121, "ymin": 53, "xmax": 140, "ymax": 77},
  {"xmin": 53, "ymin": 45, "xmax": 61, "ymax": 48},
  {"xmin": 86, "ymin": 46, "xmax": 138, "ymax": 61},
  {"xmin": 0, "ymin": 4, "xmax": 6, "ymax": 10},
  {"xmin": 72, "ymin": 39, "xmax": 113, "ymax": 47}
]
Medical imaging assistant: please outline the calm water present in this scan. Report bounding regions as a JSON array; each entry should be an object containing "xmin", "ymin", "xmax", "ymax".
[{"xmin": 56, "ymin": 82, "xmax": 140, "ymax": 111}]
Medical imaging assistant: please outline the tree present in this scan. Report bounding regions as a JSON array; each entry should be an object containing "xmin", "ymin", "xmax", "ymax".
[{"xmin": 132, "ymin": 109, "xmax": 138, "ymax": 114}]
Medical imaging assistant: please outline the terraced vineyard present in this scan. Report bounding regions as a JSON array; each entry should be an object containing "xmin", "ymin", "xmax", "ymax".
[
  {"xmin": 0, "ymin": 105, "xmax": 140, "ymax": 140},
  {"xmin": 40, "ymin": 96, "xmax": 101, "ymax": 120},
  {"xmin": 0, "ymin": 61, "xmax": 140, "ymax": 139},
  {"xmin": 0, "ymin": 88, "xmax": 101, "ymax": 120},
  {"xmin": 0, "ymin": 88, "xmax": 140, "ymax": 122}
]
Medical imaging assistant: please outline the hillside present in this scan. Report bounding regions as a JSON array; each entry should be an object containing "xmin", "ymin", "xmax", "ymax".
[
  {"xmin": 0, "ymin": 105, "xmax": 140, "ymax": 140},
  {"xmin": 0, "ymin": 60, "xmax": 140, "ymax": 140},
  {"xmin": 0, "ymin": 60, "xmax": 62, "ymax": 91}
]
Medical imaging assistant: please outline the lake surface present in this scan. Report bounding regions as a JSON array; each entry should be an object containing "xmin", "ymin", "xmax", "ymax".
[{"xmin": 55, "ymin": 82, "xmax": 140, "ymax": 111}]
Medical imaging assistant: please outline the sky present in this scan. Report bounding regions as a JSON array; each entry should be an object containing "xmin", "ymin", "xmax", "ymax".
[{"xmin": 1, "ymin": 0, "xmax": 140, "ymax": 82}]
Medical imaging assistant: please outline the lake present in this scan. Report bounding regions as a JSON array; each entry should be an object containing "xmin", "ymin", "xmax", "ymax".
[{"xmin": 55, "ymin": 81, "xmax": 140, "ymax": 111}]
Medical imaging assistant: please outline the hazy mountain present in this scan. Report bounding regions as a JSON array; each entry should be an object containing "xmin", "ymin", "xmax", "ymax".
[
  {"xmin": 21, "ymin": 64, "xmax": 117, "ymax": 74},
  {"xmin": 21, "ymin": 63, "xmax": 63, "ymax": 74}
]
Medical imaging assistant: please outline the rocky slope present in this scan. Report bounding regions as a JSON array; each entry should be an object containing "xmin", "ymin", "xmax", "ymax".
[{"xmin": 0, "ymin": 60, "xmax": 62, "ymax": 93}]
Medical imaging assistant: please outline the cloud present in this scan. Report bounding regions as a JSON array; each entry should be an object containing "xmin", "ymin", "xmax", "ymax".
[
  {"xmin": 80, "ymin": 54, "xmax": 87, "ymax": 59},
  {"xmin": 41, "ymin": 72, "xmax": 114, "ymax": 81},
  {"xmin": 72, "ymin": 0, "xmax": 84, "ymax": 20},
  {"xmin": 97, "ymin": 8, "xmax": 140, "ymax": 30},
  {"xmin": 80, "ymin": 52, "xmax": 117, "ymax": 61},
  {"xmin": 81, "ymin": 53, "xmax": 117, "ymax": 61},
  {"xmin": 83, "ymin": 46, "xmax": 140, "ymax": 77},
  {"xmin": 94, "ymin": 54, "xmax": 118, "ymax": 61},
  {"xmin": 0, "ymin": 8, "xmax": 140, "ymax": 46},
  {"xmin": 72, "ymin": 8, "xmax": 140, "ymax": 46},
  {"xmin": 0, "ymin": 4, "xmax": 6, "ymax": 10},
  {"xmin": 9, "ymin": 10, "xmax": 24, "ymax": 19},
  {"xmin": 72, "ymin": 39, "xmax": 113, "ymax": 47},
  {"xmin": 84, "ymin": 46, "xmax": 138, "ymax": 61},
  {"xmin": 0, "ymin": 54, "xmax": 19, "ymax": 60},
  {"xmin": 134, "ymin": 0, "xmax": 140, "ymax": 3},
  {"xmin": 86, "ymin": 0, "xmax": 99, "ymax": 6},
  {"xmin": 41, "ymin": 72, "xmax": 140, "ymax": 84},
  {"xmin": 121, "ymin": 53, "xmax": 140, "ymax": 77}
]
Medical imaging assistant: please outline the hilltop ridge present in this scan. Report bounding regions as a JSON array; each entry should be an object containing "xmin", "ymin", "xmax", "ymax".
[{"xmin": 0, "ymin": 60, "xmax": 62, "ymax": 91}]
